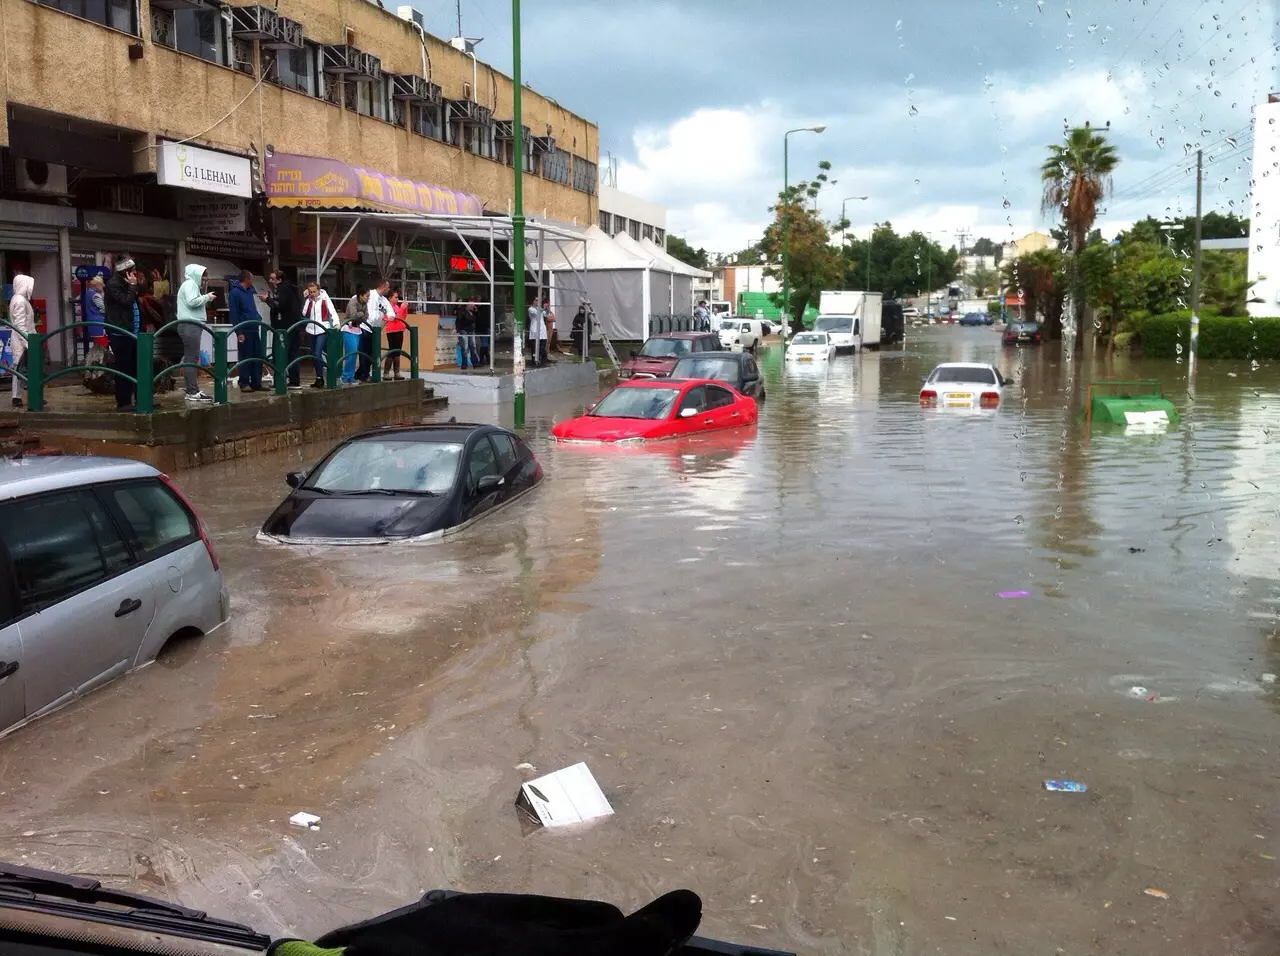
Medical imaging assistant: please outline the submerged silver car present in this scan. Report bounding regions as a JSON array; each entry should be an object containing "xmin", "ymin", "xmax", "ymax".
[{"xmin": 0, "ymin": 456, "xmax": 228, "ymax": 738}]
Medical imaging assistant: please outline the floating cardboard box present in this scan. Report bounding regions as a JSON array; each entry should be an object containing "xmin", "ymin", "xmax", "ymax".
[{"xmin": 515, "ymin": 762, "xmax": 613, "ymax": 828}]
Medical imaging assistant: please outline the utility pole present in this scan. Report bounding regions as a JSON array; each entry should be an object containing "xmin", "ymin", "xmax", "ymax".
[
  {"xmin": 510, "ymin": 0, "xmax": 526, "ymax": 425},
  {"xmin": 925, "ymin": 237, "xmax": 932, "ymax": 317},
  {"xmin": 866, "ymin": 224, "xmax": 873, "ymax": 291},
  {"xmin": 1189, "ymin": 147, "xmax": 1203, "ymax": 378},
  {"xmin": 456, "ymin": 0, "xmax": 462, "ymax": 38}
]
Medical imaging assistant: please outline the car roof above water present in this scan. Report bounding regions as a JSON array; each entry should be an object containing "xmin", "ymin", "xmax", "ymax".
[
  {"xmin": 0, "ymin": 455, "xmax": 158, "ymax": 501},
  {"xmin": 354, "ymin": 423, "xmax": 509, "ymax": 444}
]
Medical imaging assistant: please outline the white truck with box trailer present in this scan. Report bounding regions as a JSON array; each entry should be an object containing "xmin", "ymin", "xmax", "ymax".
[{"xmin": 813, "ymin": 291, "xmax": 883, "ymax": 352}]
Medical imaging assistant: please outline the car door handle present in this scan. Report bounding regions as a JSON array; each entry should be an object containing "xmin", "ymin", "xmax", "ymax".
[
  {"xmin": 114, "ymin": 598, "xmax": 143, "ymax": 618},
  {"xmin": 0, "ymin": 660, "xmax": 17, "ymax": 680}
]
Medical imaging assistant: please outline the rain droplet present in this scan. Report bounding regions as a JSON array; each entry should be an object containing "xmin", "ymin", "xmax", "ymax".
[
  {"xmin": 905, "ymin": 72, "xmax": 915, "ymax": 83},
  {"xmin": 1003, "ymin": 197, "xmax": 1012, "ymax": 209},
  {"xmin": 1156, "ymin": 136, "xmax": 1166, "ymax": 148},
  {"xmin": 909, "ymin": 105, "xmax": 919, "ymax": 116},
  {"xmin": 895, "ymin": 18, "xmax": 903, "ymax": 30}
]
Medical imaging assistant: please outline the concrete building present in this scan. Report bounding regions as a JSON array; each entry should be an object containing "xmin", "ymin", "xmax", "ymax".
[
  {"xmin": 0, "ymin": 0, "xmax": 598, "ymax": 362},
  {"xmin": 597, "ymin": 185, "xmax": 666, "ymax": 246},
  {"xmin": 1001, "ymin": 231, "xmax": 1053, "ymax": 261}
]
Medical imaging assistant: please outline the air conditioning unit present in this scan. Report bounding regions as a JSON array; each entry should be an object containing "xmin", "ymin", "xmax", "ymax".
[
  {"xmin": 14, "ymin": 160, "xmax": 69, "ymax": 196},
  {"xmin": 266, "ymin": 15, "xmax": 303, "ymax": 50},
  {"xmin": 396, "ymin": 5, "xmax": 424, "ymax": 27},
  {"xmin": 390, "ymin": 73, "xmax": 438, "ymax": 101},
  {"xmin": 231, "ymin": 5, "xmax": 278, "ymax": 40},
  {"xmin": 322, "ymin": 44, "xmax": 359, "ymax": 73},
  {"xmin": 353, "ymin": 51, "xmax": 381, "ymax": 81}
]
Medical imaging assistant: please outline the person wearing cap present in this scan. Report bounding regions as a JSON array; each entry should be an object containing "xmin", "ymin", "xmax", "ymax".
[
  {"xmin": 229, "ymin": 270, "xmax": 263, "ymax": 392},
  {"xmin": 103, "ymin": 256, "xmax": 140, "ymax": 410}
]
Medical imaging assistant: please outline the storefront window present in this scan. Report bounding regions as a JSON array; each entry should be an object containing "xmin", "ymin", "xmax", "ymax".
[
  {"xmin": 174, "ymin": 7, "xmax": 228, "ymax": 66},
  {"xmin": 36, "ymin": 0, "xmax": 136, "ymax": 34}
]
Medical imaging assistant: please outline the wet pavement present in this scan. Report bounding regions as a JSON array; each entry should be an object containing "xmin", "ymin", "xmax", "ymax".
[{"xmin": 2, "ymin": 326, "xmax": 1278, "ymax": 954}]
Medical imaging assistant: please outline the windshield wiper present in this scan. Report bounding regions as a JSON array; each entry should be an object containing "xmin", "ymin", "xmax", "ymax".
[
  {"xmin": 0, "ymin": 863, "xmax": 270, "ymax": 950},
  {"xmin": 342, "ymin": 488, "xmax": 440, "ymax": 497}
]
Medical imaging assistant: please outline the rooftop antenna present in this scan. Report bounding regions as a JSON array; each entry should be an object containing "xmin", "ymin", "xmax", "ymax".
[{"xmin": 455, "ymin": 0, "xmax": 461, "ymax": 36}]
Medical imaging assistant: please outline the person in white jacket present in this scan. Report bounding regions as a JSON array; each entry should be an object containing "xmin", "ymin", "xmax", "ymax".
[
  {"xmin": 359, "ymin": 277, "xmax": 390, "ymax": 381},
  {"xmin": 6, "ymin": 274, "xmax": 34, "ymax": 407},
  {"xmin": 302, "ymin": 281, "xmax": 339, "ymax": 388},
  {"xmin": 175, "ymin": 263, "xmax": 217, "ymax": 403}
]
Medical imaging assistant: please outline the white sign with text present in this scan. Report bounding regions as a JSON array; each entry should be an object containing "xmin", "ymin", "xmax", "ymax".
[{"xmin": 157, "ymin": 141, "xmax": 252, "ymax": 198}]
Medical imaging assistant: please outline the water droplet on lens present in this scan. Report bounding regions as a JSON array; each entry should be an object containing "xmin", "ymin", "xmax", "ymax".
[
  {"xmin": 909, "ymin": 105, "xmax": 919, "ymax": 116},
  {"xmin": 1156, "ymin": 136, "xmax": 1166, "ymax": 148},
  {"xmin": 1003, "ymin": 197, "xmax": 1012, "ymax": 208}
]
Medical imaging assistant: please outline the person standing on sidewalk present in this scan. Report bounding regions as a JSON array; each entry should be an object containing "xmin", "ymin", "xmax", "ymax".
[
  {"xmin": 5, "ymin": 274, "xmax": 33, "ymax": 408},
  {"xmin": 268, "ymin": 271, "xmax": 304, "ymax": 389},
  {"xmin": 302, "ymin": 281, "xmax": 338, "ymax": 388},
  {"xmin": 104, "ymin": 257, "xmax": 140, "ymax": 410},
  {"xmin": 229, "ymin": 270, "xmax": 263, "ymax": 392},
  {"xmin": 360, "ymin": 277, "xmax": 390, "ymax": 381},
  {"xmin": 382, "ymin": 289, "xmax": 409, "ymax": 379},
  {"xmin": 342, "ymin": 291, "xmax": 367, "ymax": 385},
  {"xmin": 455, "ymin": 299, "xmax": 479, "ymax": 369},
  {"xmin": 175, "ymin": 263, "xmax": 217, "ymax": 403}
]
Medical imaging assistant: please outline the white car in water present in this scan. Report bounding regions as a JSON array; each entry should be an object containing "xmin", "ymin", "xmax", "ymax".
[
  {"xmin": 785, "ymin": 331, "xmax": 836, "ymax": 362},
  {"xmin": 918, "ymin": 362, "xmax": 1009, "ymax": 408}
]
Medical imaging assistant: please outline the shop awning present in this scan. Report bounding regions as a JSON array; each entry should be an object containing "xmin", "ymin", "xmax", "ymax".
[{"xmin": 264, "ymin": 152, "xmax": 484, "ymax": 217}]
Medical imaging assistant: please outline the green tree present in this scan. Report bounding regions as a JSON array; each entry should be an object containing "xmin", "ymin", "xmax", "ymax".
[
  {"xmin": 761, "ymin": 162, "xmax": 841, "ymax": 327},
  {"xmin": 1001, "ymin": 248, "xmax": 1065, "ymax": 330},
  {"xmin": 970, "ymin": 237, "xmax": 1003, "ymax": 262},
  {"xmin": 1041, "ymin": 123, "xmax": 1119, "ymax": 343},
  {"xmin": 838, "ymin": 222, "xmax": 957, "ymax": 299},
  {"xmin": 967, "ymin": 262, "xmax": 998, "ymax": 296},
  {"xmin": 665, "ymin": 235, "xmax": 709, "ymax": 271}
]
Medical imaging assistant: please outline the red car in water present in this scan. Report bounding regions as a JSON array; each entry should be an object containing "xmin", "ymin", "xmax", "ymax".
[{"xmin": 551, "ymin": 379, "xmax": 758, "ymax": 442}]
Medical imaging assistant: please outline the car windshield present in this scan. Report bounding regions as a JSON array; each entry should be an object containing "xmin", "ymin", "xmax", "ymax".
[
  {"xmin": 304, "ymin": 439, "xmax": 463, "ymax": 494},
  {"xmin": 930, "ymin": 367, "xmax": 998, "ymax": 385},
  {"xmin": 813, "ymin": 316, "xmax": 853, "ymax": 333},
  {"xmin": 791, "ymin": 333, "xmax": 826, "ymax": 345},
  {"xmin": 591, "ymin": 386, "xmax": 681, "ymax": 419},
  {"xmin": 639, "ymin": 338, "xmax": 691, "ymax": 357},
  {"xmin": 671, "ymin": 357, "xmax": 741, "ymax": 383}
]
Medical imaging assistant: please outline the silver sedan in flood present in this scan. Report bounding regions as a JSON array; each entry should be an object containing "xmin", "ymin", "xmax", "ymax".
[{"xmin": 0, "ymin": 457, "xmax": 229, "ymax": 738}]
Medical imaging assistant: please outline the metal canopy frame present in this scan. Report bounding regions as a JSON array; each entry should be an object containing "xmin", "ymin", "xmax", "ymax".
[{"xmin": 298, "ymin": 210, "xmax": 592, "ymax": 370}]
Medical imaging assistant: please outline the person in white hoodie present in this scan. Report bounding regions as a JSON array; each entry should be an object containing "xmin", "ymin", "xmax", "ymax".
[
  {"xmin": 5, "ymin": 274, "xmax": 34, "ymax": 408},
  {"xmin": 302, "ymin": 281, "xmax": 339, "ymax": 388},
  {"xmin": 175, "ymin": 263, "xmax": 217, "ymax": 402},
  {"xmin": 359, "ymin": 277, "xmax": 390, "ymax": 381}
]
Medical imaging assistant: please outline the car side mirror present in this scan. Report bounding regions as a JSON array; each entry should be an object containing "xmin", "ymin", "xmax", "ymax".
[
  {"xmin": 286, "ymin": 471, "xmax": 303, "ymax": 488},
  {"xmin": 679, "ymin": 407, "xmax": 698, "ymax": 418},
  {"xmin": 476, "ymin": 474, "xmax": 505, "ymax": 493}
]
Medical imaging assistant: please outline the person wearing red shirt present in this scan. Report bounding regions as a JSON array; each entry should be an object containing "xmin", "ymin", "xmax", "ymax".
[{"xmin": 382, "ymin": 289, "xmax": 410, "ymax": 380}]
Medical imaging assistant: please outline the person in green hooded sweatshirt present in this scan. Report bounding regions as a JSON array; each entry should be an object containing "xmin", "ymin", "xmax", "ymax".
[{"xmin": 176, "ymin": 263, "xmax": 217, "ymax": 403}]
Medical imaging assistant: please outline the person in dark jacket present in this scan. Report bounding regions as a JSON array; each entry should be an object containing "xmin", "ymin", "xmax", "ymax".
[
  {"xmin": 103, "ymin": 257, "xmax": 140, "ymax": 410},
  {"xmin": 267, "ymin": 271, "xmax": 304, "ymax": 388},
  {"xmin": 228, "ymin": 270, "xmax": 263, "ymax": 392}
]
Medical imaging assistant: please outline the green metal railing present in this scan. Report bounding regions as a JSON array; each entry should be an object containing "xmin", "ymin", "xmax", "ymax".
[{"xmin": 1, "ymin": 318, "xmax": 417, "ymax": 413}]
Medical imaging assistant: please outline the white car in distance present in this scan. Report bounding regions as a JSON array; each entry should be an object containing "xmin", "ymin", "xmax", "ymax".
[
  {"xmin": 785, "ymin": 331, "xmax": 836, "ymax": 362},
  {"xmin": 919, "ymin": 362, "xmax": 1008, "ymax": 408},
  {"xmin": 718, "ymin": 318, "xmax": 762, "ymax": 352}
]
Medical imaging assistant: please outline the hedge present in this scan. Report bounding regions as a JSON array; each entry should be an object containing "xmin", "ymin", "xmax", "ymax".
[{"xmin": 1136, "ymin": 312, "xmax": 1280, "ymax": 360}]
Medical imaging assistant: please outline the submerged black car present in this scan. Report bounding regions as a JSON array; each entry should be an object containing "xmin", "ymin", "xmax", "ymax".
[
  {"xmin": 668, "ymin": 350, "xmax": 765, "ymax": 400},
  {"xmin": 259, "ymin": 424, "xmax": 542, "ymax": 544}
]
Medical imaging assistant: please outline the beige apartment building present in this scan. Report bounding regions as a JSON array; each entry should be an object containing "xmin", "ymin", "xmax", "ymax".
[{"xmin": 0, "ymin": 0, "xmax": 598, "ymax": 360}]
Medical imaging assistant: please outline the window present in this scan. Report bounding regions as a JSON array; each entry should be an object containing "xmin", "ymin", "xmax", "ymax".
[
  {"xmin": 677, "ymin": 386, "xmax": 707, "ymax": 414},
  {"xmin": 36, "ymin": 0, "xmax": 136, "ymax": 34},
  {"xmin": 572, "ymin": 156, "xmax": 598, "ymax": 195},
  {"xmin": 0, "ymin": 490, "xmax": 133, "ymax": 612},
  {"xmin": 491, "ymin": 434, "xmax": 519, "ymax": 473},
  {"xmin": 541, "ymin": 147, "xmax": 571, "ymax": 186},
  {"xmin": 106, "ymin": 481, "xmax": 197, "ymax": 558},
  {"xmin": 173, "ymin": 7, "xmax": 228, "ymax": 66},
  {"xmin": 654, "ymin": 228, "xmax": 665, "ymax": 245},
  {"xmin": 305, "ymin": 440, "xmax": 464, "ymax": 496},
  {"xmin": 642, "ymin": 224, "xmax": 655, "ymax": 242},
  {"xmin": 467, "ymin": 122, "xmax": 494, "ymax": 158},
  {"xmin": 598, "ymin": 211, "xmax": 612, "ymax": 233},
  {"xmin": 704, "ymin": 386, "xmax": 736, "ymax": 410},
  {"xmin": 628, "ymin": 219, "xmax": 641, "ymax": 241},
  {"xmin": 467, "ymin": 438, "xmax": 500, "ymax": 490},
  {"xmin": 411, "ymin": 102, "xmax": 443, "ymax": 140},
  {"xmin": 612, "ymin": 217, "xmax": 627, "ymax": 237},
  {"xmin": 267, "ymin": 44, "xmax": 317, "ymax": 96}
]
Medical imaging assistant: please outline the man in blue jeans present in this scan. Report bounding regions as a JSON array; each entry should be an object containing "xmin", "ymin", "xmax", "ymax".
[{"xmin": 229, "ymin": 270, "xmax": 262, "ymax": 391}]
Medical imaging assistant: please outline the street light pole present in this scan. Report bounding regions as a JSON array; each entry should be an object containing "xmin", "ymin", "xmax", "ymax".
[
  {"xmin": 866, "ymin": 224, "xmax": 873, "ymax": 290},
  {"xmin": 510, "ymin": 0, "xmax": 526, "ymax": 426},
  {"xmin": 840, "ymin": 195, "xmax": 867, "ymax": 254},
  {"xmin": 780, "ymin": 125, "xmax": 824, "ymax": 357}
]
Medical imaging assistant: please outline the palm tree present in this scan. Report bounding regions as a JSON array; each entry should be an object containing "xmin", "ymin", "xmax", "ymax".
[
  {"xmin": 1041, "ymin": 124, "xmax": 1119, "ymax": 345},
  {"xmin": 1001, "ymin": 249, "xmax": 1064, "ymax": 331}
]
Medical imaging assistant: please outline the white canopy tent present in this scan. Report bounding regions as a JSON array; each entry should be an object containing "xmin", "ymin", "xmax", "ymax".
[
  {"xmin": 640, "ymin": 238, "xmax": 712, "ymax": 318},
  {"xmin": 541, "ymin": 224, "xmax": 654, "ymax": 340},
  {"xmin": 611, "ymin": 233, "xmax": 683, "ymax": 330}
]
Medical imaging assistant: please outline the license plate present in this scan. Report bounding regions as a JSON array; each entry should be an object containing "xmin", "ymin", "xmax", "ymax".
[
  {"xmin": 944, "ymin": 392, "xmax": 972, "ymax": 405},
  {"xmin": 1017, "ymin": 335, "xmax": 1030, "ymax": 341},
  {"xmin": 797, "ymin": 355, "xmax": 813, "ymax": 362}
]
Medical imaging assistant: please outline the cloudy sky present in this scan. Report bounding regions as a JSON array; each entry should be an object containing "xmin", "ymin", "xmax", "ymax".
[{"xmin": 423, "ymin": 0, "xmax": 1277, "ymax": 252}]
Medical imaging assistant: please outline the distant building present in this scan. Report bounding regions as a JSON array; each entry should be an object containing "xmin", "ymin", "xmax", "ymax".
[
  {"xmin": 1002, "ymin": 231, "xmax": 1053, "ymax": 260},
  {"xmin": 598, "ymin": 185, "xmax": 666, "ymax": 246},
  {"xmin": 958, "ymin": 254, "xmax": 998, "ymax": 297}
]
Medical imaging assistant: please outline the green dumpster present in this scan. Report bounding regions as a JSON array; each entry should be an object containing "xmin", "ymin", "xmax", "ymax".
[{"xmin": 1082, "ymin": 380, "xmax": 1179, "ymax": 426}]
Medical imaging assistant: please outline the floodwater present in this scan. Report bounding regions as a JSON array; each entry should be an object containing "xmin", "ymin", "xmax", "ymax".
[{"xmin": 2, "ymin": 327, "xmax": 1278, "ymax": 954}]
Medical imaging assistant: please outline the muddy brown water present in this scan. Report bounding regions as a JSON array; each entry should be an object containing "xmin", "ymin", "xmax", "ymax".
[{"xmin": 1, "ymin": 327, "xmax": 1277, "ymax": 954}]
